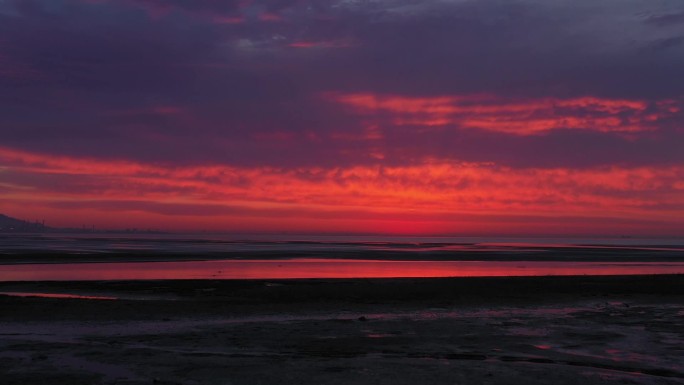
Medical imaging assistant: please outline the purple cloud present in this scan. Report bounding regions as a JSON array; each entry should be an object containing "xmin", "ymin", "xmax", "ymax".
[{"xmin": 0, "ymin": 0, "xmax": 683, "ymax": 171}]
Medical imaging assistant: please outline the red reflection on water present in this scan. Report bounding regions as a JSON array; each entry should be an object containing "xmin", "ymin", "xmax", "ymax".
[
  {"xmin": 0, "ymin": 292, "xmax": 117, "ymax": 300},
  {"xmin": 0, "ymin": 259, "xmax": 683, "ymax": 281}
]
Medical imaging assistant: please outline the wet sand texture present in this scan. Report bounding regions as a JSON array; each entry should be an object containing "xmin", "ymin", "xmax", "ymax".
[{"xmin": 1, "ymin": 275, "xmax": 683, "ymax": 385}]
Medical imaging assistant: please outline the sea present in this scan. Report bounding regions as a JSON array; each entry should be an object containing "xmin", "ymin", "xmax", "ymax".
[{"xmin": 0, "ymin": 233, "xmax": 683, "ymax": 281}]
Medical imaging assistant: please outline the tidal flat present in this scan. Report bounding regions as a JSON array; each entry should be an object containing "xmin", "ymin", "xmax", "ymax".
[{"xmin": 1, "ymin": 276, "xmax": 683, "ymax": 384}]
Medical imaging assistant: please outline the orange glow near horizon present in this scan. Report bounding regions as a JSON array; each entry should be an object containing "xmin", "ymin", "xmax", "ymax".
[
  {"xmin": 3, "ymin": 1, "xmax": 684, "ymax": 241},
  {"xmin": 1, "ymin": 146, "xmax": 682, "ymax": 235}
]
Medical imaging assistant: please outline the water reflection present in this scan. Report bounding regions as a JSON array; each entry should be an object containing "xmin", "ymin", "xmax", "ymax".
[
  {"xmin": 0, "ymin": 258, "xmax": 683, "ymax": 281},
  {"xmin": 0, "ymin": 292, "xmax": 117, "ymax": 300}
]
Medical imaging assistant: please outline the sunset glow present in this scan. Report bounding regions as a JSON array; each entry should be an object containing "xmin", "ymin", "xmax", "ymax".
[
  {"xmin": 330, "ymin": 93, "xmax": 675, "ymax": 134},
  {"xmin": 1, "ymin": 146, "xmax": 682, "ymax": 235},
  {"xmin": 1, "ymin": 0, "xmax": 683, "ymax": 236}
]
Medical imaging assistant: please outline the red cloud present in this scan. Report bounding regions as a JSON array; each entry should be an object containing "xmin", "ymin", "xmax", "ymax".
[
  {"xmin": 211, "ymin": 15, "xmax": 245, "ymax": 24},
  {"xmin": 327, "ymin": 93, "xmax": 679, "ymax": 135},
  {"xmin": 1, "ymin": 146, "xmax": 682, "ymax": 235},
  {"xmin": 288, "ymin": 40, "xmax": 354, "ymax": 49},
  {"xmin": 258, "ymin": 12, "xmax": 282, "ymax": 22}
]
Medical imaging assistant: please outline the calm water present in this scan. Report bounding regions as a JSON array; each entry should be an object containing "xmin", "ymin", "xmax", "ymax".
[
  {"xmin": 1, "ymin": 233, "xmax": 683, "ymax": 280},
  {"xmin": 1, "ymin": 259, "xmax": 684, "ymax": 281}
]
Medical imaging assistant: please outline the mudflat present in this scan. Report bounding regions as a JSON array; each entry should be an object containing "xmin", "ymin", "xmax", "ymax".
[{"xmin": 1, "ymin": 275, "xmax": 683, "ymax": 384}]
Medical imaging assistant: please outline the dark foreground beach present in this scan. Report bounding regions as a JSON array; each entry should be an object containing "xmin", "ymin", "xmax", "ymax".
[{"xmin": 1, "ymin": 275, "xmax": 683, "ymax": 385}]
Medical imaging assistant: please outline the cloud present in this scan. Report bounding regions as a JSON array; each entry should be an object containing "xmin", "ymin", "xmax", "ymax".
[
  {"xmin": 645, "ymin": 11, "xmax": 684, "ymax": 27},
  {"xmin": 647, "ymin": 35, "xmax": 684, "ymax": 51},
  {"xmin": 327, "ymin": 93, "xmax": 680, "ymax": 135},
  {"xmin": 288, "ymin": 40, "xmax": 354, "ymax": 48},
  {"xmin": 1, "ymin": 0, "xmax": 684, "ymax": 234},
  {"xmin": 1, "ymin": 146, "xmax": 683, "ymax": 235}
]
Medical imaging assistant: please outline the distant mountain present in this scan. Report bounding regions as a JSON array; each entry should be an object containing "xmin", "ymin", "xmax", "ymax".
[{"xmin": 0, "ymin": 214, "xmax": 50, "ymax": 233}]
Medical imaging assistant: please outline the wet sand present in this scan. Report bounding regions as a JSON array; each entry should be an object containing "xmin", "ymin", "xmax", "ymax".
[{"xmin": 1, "ymin": 275, "xmax": 683, "ymax": 384}]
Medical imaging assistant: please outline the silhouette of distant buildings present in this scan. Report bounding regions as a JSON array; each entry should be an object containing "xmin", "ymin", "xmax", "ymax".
[
  {"xmin": 0, "ymin": 213, "xmax": 109, "ymax": 233},
  {"xmin": 0, "ymin": 213, "xmax": 165, "ymax": 234},
  {"xmin": 0, "ymin": 214, "xmax": 48, "ymax": 233}
]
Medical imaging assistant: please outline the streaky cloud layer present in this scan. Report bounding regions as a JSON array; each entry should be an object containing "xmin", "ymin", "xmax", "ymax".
[
  {"xmin": 329, "ymin": 93, "xmax": 680, "ymax": 134},
  {"xmin": 1, "ymin": 147, "xmax": 682, "ymax": 235},
  {"xmin": 0, "ymin": 0, "xmax": 683, "ymax": 235}
]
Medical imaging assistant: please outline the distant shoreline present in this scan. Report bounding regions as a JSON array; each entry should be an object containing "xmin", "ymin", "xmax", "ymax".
[{"xmin": 2, "ymin": 245, "xmax": 684, "ymax": 265}]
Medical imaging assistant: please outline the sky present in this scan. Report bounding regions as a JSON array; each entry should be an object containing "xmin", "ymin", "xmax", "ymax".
[{"xmin": 1, "ymin": 0, "xmax": 683, "ymax": 236}]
